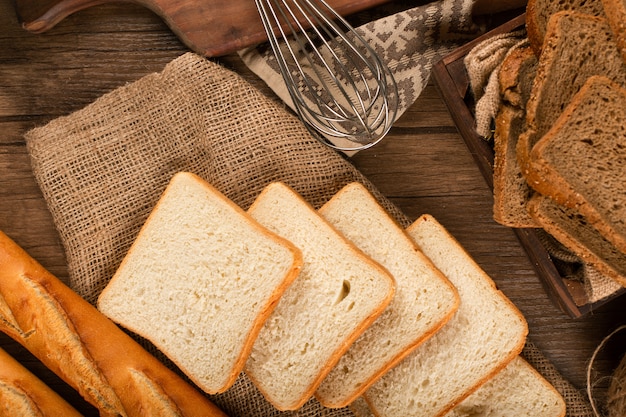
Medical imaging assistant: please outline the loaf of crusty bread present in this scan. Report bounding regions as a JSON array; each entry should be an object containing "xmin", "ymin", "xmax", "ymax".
[
  {"xmin": 98, "ymin": 172, "xmax": 303, "ymax": 395},
  {"xmin": 0, "ymin": 230, "xmax": 227, "ymax": 417},
  {"xmin": 245, "ymin": 182, "xmax": 396, "ymax": 411},
  {"xmin": 351, "ymin": 356, "xmax": 565, "ymax": 417},
  {"xmin": 364, "ymin": 214, "xmax": 528, "ymax": 417},
  {"xmin": 528, "ymin": 194, "xmax": 626, "ymax": 288},
  {"xmin": 315, "ymin": 182, "xmax": 459, "ymax": 408},
  {"xmin": 525, "ymin": 75, "xmax": 626, "ymax": 257},
  {"xmin": 493, "ymin": 44, "xmax": 538, "ymax": 228},
  {"xmin": 0, "ymin": 347, "xmax": 82, "ymax": 416},
  {"xmin": 517, "ymin": 11, "xmax": 626, "ymax": 184},
  {"xmin": 526, "ymin": 0, "xmax": 605, "ymax": 55},
  {"xmin": 601, "ymin": 0, "xmax": 626, "ymax": 63}
]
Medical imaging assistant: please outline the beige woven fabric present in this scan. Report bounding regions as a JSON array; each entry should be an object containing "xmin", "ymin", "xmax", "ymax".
[{"xmin": 24, "ymin": 51, "xmax": 592, "ymax": 416}]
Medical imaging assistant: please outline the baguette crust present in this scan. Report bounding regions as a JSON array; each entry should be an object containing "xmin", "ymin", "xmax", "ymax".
[
  {"xmin": 0, "ymin": 347, "xmax": 82, "ymax": 416},
  {"xmin": 0, "ymin": 230, "xmax": 227, "ymax": 417}
]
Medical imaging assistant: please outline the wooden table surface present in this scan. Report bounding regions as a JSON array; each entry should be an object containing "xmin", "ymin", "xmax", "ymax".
[{"xmin": 1, "ymin": 1, "xmax": 625, "ymax": 415}]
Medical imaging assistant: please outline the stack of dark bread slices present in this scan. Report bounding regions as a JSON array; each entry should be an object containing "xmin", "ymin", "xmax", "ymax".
[{"xmin": 493, "ymin": 0, "xmax": 626, "ymax": 293}]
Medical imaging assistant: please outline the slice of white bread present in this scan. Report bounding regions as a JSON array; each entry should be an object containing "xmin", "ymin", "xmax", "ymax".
[
  {"xmin": 351, "ymin": 356, "xmax": 565, "ymax": 417},
  {"xmin": 97, "ymin": 172, "xmax": 303, "ymax": 395},
  {"xmin": 364, "ymin": 214, "xmax": 528, "ymax": 417},
  {"xmin": 0, "ymin": 347, "xmax": 82, "ymax": 417},
  {"xmin": 444, "ymin": 356, "xmax": 565, "ymax": 417},
  {"xmin": 244, "ymin": 182, "xmax": 396, "ymax": 411},
  {"xmin": 525, "ymin": 76, "xmax": 626, "ymax": 255},
  {"xmin": 315, "ymin": 182, "xmax": 459, "ymax": 408}
]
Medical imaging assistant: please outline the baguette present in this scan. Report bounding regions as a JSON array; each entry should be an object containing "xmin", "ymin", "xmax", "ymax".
[
  {"xmin": 0, "ymin": 230, "xmax": 227, "ymax": 417},
  {"xmin": 0, "ymin": 346, "xmax": 82, "ymax": 416}
]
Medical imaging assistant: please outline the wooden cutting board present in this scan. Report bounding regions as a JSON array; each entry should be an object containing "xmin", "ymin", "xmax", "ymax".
[{"xmin": 14, "ymin": 0, "xmax": 391, "ymax": 57}]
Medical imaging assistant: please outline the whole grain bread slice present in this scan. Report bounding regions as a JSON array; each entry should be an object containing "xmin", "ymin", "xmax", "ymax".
[
  {"xmin": 602, "ymin": 0, "xmax": 626, "ymax": 63},
  {"xmin": 517, "ymin": 11, "xmax": 626, "ymax": 183},
  {"xmin": 528, "ymin": 194, "xmax": 626, "ymax": 288},
  {"xmin": 364, "ymin": 214, "xmax": 528, "ymax": 417},
  {"xmin": 315, "ymin": 182, "xmax": 459, "ymax": 408},
  {"xmin": 245, "ymin": 182, "xmax": 396, "ymax": 411},
  {"xmin": 526, "ymin": 75, "xmax": 626, "ymax": 255},
  {"xmin": 493, "ymin": 44, "xmax": 538, "ymax": 227},
  {"xmin": 97, "ymin": 172, "xmax": 303, "ymax": 395},
  {"xmin": 526, "ymin": 0, "xmax": 605, "ymax": 56}
]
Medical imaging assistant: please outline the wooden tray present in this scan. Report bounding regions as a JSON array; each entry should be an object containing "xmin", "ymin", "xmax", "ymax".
[{"xmin": 431, "ymin": 14, "xmax": 625, "ymax": 318}]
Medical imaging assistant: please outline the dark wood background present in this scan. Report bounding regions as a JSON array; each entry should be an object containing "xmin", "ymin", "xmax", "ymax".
[{"xmin": 1, "ymin": 0, "xmax": 625, "ymax": 415}]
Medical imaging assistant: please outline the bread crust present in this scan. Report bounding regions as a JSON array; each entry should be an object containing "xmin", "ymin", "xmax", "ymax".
[
  {"xmin": 525, "ymin": 0, "xmax": 606, "ymax": 56},
  {"xmin": 528, "ymin": 194, "xmax": 626, "ymax": 287},
  {"xmin": 0, "ymin": 347, "xmax": 82, "ymax": 416},
  {"xmin": 493, "ymin": 45, "xmax": 539, "ymax": 228},
  {"xmin": 602, "ymin": 0, "xmax": 626, "ymax": 63},
  {"xmin": 0, "ymin": 230, "xmax": 227, "ymax": 417}
]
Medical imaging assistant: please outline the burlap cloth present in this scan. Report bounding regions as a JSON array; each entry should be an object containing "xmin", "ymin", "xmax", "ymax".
[
  {"xmin": 464, "ymin": 31, "xmax": 623, "ymax": 304},
  {"xmin": 23, "ymin": 16, "xmax": 593, "ymax": 417}
]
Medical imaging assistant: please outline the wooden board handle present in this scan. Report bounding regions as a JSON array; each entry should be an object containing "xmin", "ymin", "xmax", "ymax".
[{"xmin": 14, "ymin": 0, "xmax": 392, "ymax": 57}]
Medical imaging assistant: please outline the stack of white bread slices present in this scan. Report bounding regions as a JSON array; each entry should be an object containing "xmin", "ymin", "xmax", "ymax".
[{"xmin": 97, "ymin": 172, "xmax": 565, "ymax": 417}]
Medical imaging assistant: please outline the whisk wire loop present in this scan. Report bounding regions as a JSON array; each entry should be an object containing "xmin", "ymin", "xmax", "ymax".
[{"xmin": 254, "ymin": 0, "xmax": 398, "ymax": 150}]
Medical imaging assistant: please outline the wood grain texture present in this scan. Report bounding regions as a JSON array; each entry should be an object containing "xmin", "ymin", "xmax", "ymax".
[{"xmin": 1, "ymin": 1, "xmax": 626, "ymax": 415}]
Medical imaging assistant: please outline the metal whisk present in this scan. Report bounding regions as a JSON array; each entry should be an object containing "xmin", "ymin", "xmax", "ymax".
[{"xmin": 254, "ymin": 0, "xmax": 398, "ymax": 151}]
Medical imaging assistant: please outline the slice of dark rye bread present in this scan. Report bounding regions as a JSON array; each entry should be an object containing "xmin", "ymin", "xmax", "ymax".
[
  {"xmin": 528, "ymin": 194, "xmax": 626, "ymax": 288},
  {"xmin": 525, "ymin": 75, "xmax": 626, "ymax": 256},
  {"xmin": 517, "ymin": 11, "xmax": 626, "ymax": 185},
  {"xmin": 526, "ymin": 0, "xmax": 605, "ymax": 56},
  {"xmin": 602, "ymin": 0, "xmax": 626, "ymax": 63},
  {"xmin": 493, "ymin": 44, "xmax": 539, "ymax": 227}
]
